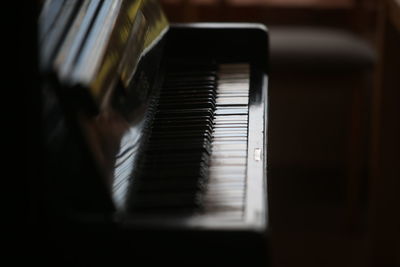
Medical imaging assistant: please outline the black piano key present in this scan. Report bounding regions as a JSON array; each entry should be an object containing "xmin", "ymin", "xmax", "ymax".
[
  {"xmin": 160, "ymin": 92, "xmax": 216, "ymax": 99},
  {"xmin": 151, "ymin": 120, "xmax": 214, "ymax": 129},
  {"xmin": 141, "ymin": 153, "xmax": 210, "ymax": 165},
  {"xmin": 135, "ymin": 179, "xmax": 207, "ymax": 194},
  {"xmin": 146, "ymin": 142, "xmax": 212, "ymax": 155},
  {"xmin": 166, "ymin": 71, "xmax": 217, "ymax": 79},
  {"xmin": 128, "ymin": 60, "xmax": 219, "ymax": 214},
  {"xmin": 157, "ymin": 101, "xmax": 216, "ymax": 109},
  {"xmin": 129, "ymin": 61, "xmax": 251, "ymax": 217},
  {"xmin": 163, "ymin": 75, "xmax": 216, "ymax": 83},
  {"xmin": 131, "ymin": 193, "xmax": 200, "ymax": 209},
  {"xmin": 154, "ymin": 108, "xmax": 214, "ymax": 118},
  {"xmin": 160, "ymin": 86, "xmax": 216, "ymax": 96}
]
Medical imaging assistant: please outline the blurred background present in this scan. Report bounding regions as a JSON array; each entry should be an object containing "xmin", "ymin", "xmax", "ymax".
[{"xmin": 157, "ymin": 1, "xmax": 398, "ymax": 267}]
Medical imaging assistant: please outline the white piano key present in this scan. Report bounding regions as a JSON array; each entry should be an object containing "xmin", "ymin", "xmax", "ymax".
[
  {"xmin": 211, "ymin": 133, "xmax": 247, "ymax": 137},
  {"xmin": 208, "ymin": 173, "xmax": 246, "ymax": 180},
  {"xmin": 214, "ymin": 115, "xmax": 248, "ymax": 121},
  {"xmin": 215, "ymin": 109, "xmax": 248, "ymax": 115},
  {"xmin": 202, "ymin": 63, "xmax": 250, "ymax": 219},
  {"xmin": 206, "ymin": 182, "xmax": 246, "ymax": 189},
  {"xmin": 203, "ymin": 200, "xmax": 244, "ymax": 207},
  {"xmin": 211, "ymin": 150, "xmax": 247, "ymax": 158},
  {"xmin": 205, "ymin": 189, "xmax": 244, "ymax": 197},
  {"xmin": 202, "ymin": 211, "xmax": 243, "ymax": 218},
  {"xmin": 212, "ymin": 133, "xmax": 247, "ymax": 138},
  {"xmin": 216, "ymin": 98, "xmax": 248, "ymax": 103},
  {"xmin": 217, "ymin": 84, "xmax": 249, "ymax": 91},
  {"xmin": 218, "ymin": 74, "xmax": 250, "ymax": 80},
  {"xmin": 212, "ymin": 143, "xmax": 247, "ymax": 150},
  {"xmin": 207, "ymin": 157, "xmax": 246, "ymax": 166},
  {"xmin": 213, "ymin": 123, "xmax": 248, "ymax": 128},
  {"xmin": 216, "ymin": 92, "xmax": 248, "ymax": 96}
]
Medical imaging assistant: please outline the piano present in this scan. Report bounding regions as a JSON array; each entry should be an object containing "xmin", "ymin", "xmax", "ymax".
[{"xmin": 40, "ymin": 0, "xmax": 269, "ymax": 266}]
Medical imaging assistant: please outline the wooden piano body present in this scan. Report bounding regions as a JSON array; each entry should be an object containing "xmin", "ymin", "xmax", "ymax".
[{"xmin": 40, "ymin": 0, "xmax": 269, "ymax": 265}]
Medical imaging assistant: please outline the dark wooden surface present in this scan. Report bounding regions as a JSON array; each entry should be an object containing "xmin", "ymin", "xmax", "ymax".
[
  {"xmin": 368, "ymin": 1, "xmax": 400, "ymax": 266},
  {"xmin": 160, "ymin": 0, "xmax": 377, "ymax": 39}
]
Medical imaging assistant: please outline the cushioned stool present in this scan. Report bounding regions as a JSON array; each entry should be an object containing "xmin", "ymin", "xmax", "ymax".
[
  {"xmin": 270, "ymin": 27, "xmax": 375, "ymax": 72},
  {"xmin": 269, "ymin": 26, "xmax": 376, "ymax": 229}
]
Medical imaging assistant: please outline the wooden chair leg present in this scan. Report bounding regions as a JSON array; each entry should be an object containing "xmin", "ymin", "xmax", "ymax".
[{"xmin": 345, "ymin": 78, "xmax": 365, "ymax": 232}]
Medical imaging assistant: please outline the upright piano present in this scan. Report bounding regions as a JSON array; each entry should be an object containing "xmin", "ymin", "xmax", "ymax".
[{"xmin": 40, "ymin": 0, "xmax": 269, "ymax": 265}]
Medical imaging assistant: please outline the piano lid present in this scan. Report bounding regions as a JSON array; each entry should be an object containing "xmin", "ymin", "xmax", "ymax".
[{"xmin": 39, "ymin": 0, "xmax": 169, "ymax": 111}]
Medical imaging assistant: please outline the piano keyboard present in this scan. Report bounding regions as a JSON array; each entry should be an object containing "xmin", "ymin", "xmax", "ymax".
[
  {"xmin": 40, "ymin": 1, "xmax": 269, "ymax": 261},
  {"xmin": 203, "ymin": 64, "xmax": 249, "ymax": 221},
  {"xmin": 129, "ymin": 61, "xmax": 250, "ymax": 222}
]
